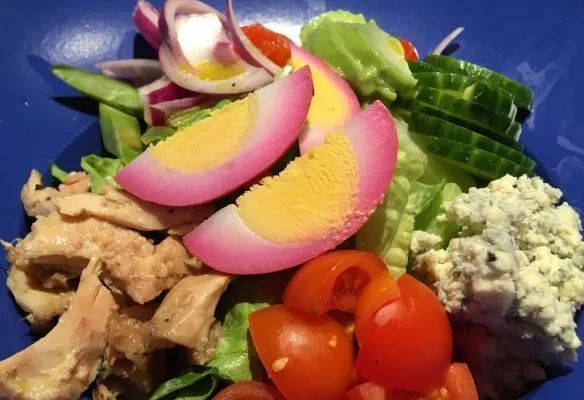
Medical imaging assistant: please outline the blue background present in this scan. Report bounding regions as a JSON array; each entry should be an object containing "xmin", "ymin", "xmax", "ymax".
[{"xmin": 0, "ymin": 0, "xmax": 583, "ymax": 398}]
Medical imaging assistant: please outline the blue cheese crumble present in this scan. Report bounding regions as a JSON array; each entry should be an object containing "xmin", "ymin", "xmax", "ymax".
[{"xmin": 411, "ymin": 175, "xmax": 584, "ymax": 398}]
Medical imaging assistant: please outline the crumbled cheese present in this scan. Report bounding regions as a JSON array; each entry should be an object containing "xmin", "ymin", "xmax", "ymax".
[{"xmin": 411, "ymin": 175, "xmax": 584, "ymax": 398}]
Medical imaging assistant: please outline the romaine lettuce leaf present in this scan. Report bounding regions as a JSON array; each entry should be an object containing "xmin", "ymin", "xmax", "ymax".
[
  {"xmin": 80, "ymin": 154, "xmax": 123, "ymax": 194},
  {"xmin": 207, "ymin": 302, "xmax": 268, "ymax": 382},
  {"xmin": 415, "ymin": 182, "xmax": 462, "ymax": 246},
  {"xmin": 149, "ymin": 368, "xmax": 218, "ymax": 400}
]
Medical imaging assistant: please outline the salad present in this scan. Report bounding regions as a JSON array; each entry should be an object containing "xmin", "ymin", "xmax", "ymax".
[{"xmin": 0, "ymin": 1, "xmax": 582, "ymax": 400}]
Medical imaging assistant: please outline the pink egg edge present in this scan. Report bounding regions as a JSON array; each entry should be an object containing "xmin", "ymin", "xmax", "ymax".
[
  {"xmin": 115, "ymin": 67, "xmax": 314, "ymax": 206},
  {"xmin": 184, "ymin": 101, "xmax": 398, "ymax": 274},
  {"xmin": 291, "ymin": 44, "xmax": 361, "ymax": 155}
]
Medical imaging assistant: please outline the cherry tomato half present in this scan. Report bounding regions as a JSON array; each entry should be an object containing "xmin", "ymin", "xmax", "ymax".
[
  {"xmin": 284, "ymin": 251, "xmax": 388, "ymax": 316},
  {"xmin": 443, "ymin": 363, "xmax": 478, "ymax": 400},
  {"xmin": 242, "ymin": 23, "xmax": 291, "ymax": 66},
  {"xmin": 354, "ymin": 273, "xmax": 400, "ymax": 343},
  {"xmin": 398, "ymin": 38, "xmax": 419, "ymax": 61},
  {"xmin": 213, "ymin": 381, "xmax": 285, "ymax": 400},
  {"xmin": 249, "ymin": 305, "xmax": 355, "ymax": 400},
  {"xmin": 356, "ymin": 275, "xmax": 453, "ymax": 392},
  {"xmin": 346, "ymin": 381, "xmax": 389, "ymax": 400}
]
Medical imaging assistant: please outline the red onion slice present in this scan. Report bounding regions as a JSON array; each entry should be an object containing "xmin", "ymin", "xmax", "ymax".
[
  {"xmin": 158, "ymin": 42, "xmax": 272, "ymax": 94},
  {"xmin": 96, "ymin": 59, "xmax": 163, "ymax": 86},
  {"xmin": 213, "ymin": 39, "xmax": 240, "ymax": 65},
  {"xmin": 139, "ymin": 76, "xmax": 203, "ymax": 125},
  {"xmin": 133, "ymin": 0, "xmax": 162, "ymax": 50},
  {"xmin": 149, "ymin": 96, "xmax": 212, "ymax": 126},
  {"xmin": 432, "ymin": 27, "xmax": 465, "ymax": 55},
  {"xmin": 159, "ymin": 0, "xmax": 227, "ymax": 75},
  {"xmin": 225, "ymin": 0, "xmax": 280, "ymax": 75}
]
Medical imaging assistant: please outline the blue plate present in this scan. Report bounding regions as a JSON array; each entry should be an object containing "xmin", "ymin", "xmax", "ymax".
[{"xmin": 1, "ymin": 0, "xmax": 583, "ymax": 398}]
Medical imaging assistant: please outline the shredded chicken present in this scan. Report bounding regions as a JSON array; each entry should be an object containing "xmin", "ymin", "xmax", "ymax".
[
  {"xmin": 151, "ymin": 274, "xmax": 230, "ymax": 353},
  {"xmin": 0, "ymin": 259, "xmax": 117, "ymax": 400},
  {"xmin": 188, "ymin": 321, "xmax": 223, "ymax": 365},
  {"xmin": 96, "ymin": 304, "xmax": 164, "ymax": 399},
  {"xmin": 55, "ymin": 187, "xmax": 213, "ymax": 231},
  {"xmin": 5, "ymin": 212, "xmax": 196, "ymax": 304},
  {"xmin": 6, "ymin": 265, "xmax": 74, "ymax": 330},
  {"xmin": 20, "ymin": 170, "xmax": 89, "ymax": 218}
]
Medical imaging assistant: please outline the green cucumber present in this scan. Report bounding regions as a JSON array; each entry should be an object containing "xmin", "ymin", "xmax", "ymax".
[
  {"xmin": 413, "ymin": 73, "xmax": 516, "ymax": 118},
  {"xmin": 408, "ymin": 60, "xmax": 441, "ymax": 73},
  {"xmin": 410, "ymin": 134, "xmax": 533, "ymax": 180},
  {"xmin": 409, "ymin": 112, "xmax": 535, "ymax": 169},
  {"xmin": 423, "ymin": 55, "xmax": 534, "ymax": 112},
  {"xmin": 412, "ymin": 87, "xmax": 516, "ymax": 145}
]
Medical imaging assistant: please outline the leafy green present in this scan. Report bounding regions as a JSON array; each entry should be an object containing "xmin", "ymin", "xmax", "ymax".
[
  {"xmin": 418, "ymin": 157, "xmax": 476, "ymax": 191},
  {"xmin": 207, "ymin": 303, "xmax": 268, "ymax": 382},
  {"xmin": 301, "ymin": 13, "xmax": 417, "ymax": 102},
  {"xmin": 300, "ymin": 10, "xmax": 366, "ymax": 44},
  {"xmin": 51, "ymin": 65, "xmax": 142, "ymax": 116},
  {"xmin": 142, "ymin": 126, "xmax": 177, "ymax": 145},
  {"xmin": 50, "ymin": 163, "xmax": 69, "ymax": 183},
  {"xmin": 80, "ymin": 155, "xmax": 123, "ymax": 194},
  {"xmin": 99, "ymin": 103, "xmax": 143, "ymax": 164},
  {"xmin": 149, "ymin": 368, "xmax": 218, "ymax": 400},
  {"xmin": 412, "ymin": 180, "xmax": 447, "ymax": 218},
  {"xmin": 415, "ymin": 182, "xmax": 462, "ymax": 247},
  {"xmin": 168, "ymin": 99, "xmax": 232, "ymax": 130}
]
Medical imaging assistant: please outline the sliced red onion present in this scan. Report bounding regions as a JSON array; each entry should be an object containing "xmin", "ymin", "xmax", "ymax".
[
  {"xmin": 159, "ymin": 0, "xmax": 227, "ymax": 75},
  {"xmin": 213, "ymin": 40, "xmax": 240, "ymax": 64},
  {"xmin": 225, "ymin": 0, "xmax": 280, "ymax": 75},
  {"xmin": 139, "ymin": 76, "xmax": 202, "ymax": 125},
  {"xmin": 432, "ymin": 27, "xmax": 465, "ymax": 55},
  {"xmin": 133, "ymin": 0, "xmax": 162, "ymax": 50},
  {"xmin": 96, "ymin": 59, "xmax": 163, "ymax": 86},
  {"xmin": 158, "ymin": 42, "xmax": 272, "ymax": 94},
  {"xmin": 149, "ymin": 95, "xmax": 211, "ymax": 126}
]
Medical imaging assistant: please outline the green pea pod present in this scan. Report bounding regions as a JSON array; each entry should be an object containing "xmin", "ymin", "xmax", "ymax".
[
  {"xmin": 149, "ymin": 369, "xmax": 217, "ymax": 400},
  {"xmin": 99, "ymin": 103, "xmax": 143, "ymax": 164},
  {"xmin": 50, "ymin": 163, "xmax": 69, "ymax": 182},
  {"xmin": 51, "ymin": 65, "xmax": 143, "ymax": 117},
  {"xmin": 142, "ymin": 126, "xmax": 176, "ymax": 145}
]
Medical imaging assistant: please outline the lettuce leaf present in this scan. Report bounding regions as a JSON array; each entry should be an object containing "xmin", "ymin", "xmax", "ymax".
[
  {"xmin": 50, "ymin": 163, "xmax": 69, "ymax": 183},
  {"xmin": 80, "ymin": 155, "xmax": 123, "ymax": 194},
  {"xmin": 207, "ymin": 302, "xmax": 268, "ymax": 382},
  {"xmin": 142, "ymin": 126, "xmax": 176, "ymax": 146},
  {"xmin": 148, "ymin": 368, "xmax": 218, "ymax": 400},
  {"xmin": 415, "ymin": 182, "xmax": 462, "ymax": 247}
]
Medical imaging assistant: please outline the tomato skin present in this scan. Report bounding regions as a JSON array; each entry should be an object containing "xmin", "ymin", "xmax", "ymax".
[
  {"xmin": 356, "ymin": 275, "xmax": 453, "ymax": 391},
  {"xmin": 213, "ymin": 381, "xmax": 285, "ymax": 400},
  {"xmin": 242, "ymin": 23, "xmax": 291, "ymax": 66},
  {"xmin": 354, "ymin": 273, "xmax": 400, "ymax": 343},
  {"xmin": 249, "ymin": 305, "xmax": 355, "ymax": 400},
  {"xmin": 444, "ymin": 363, "xmax": 478, "ymax": 400},
  {"xmin": 398, "ymin": 39, "xmax": 419, "ymax": 61},
  {"xmin": 284, "ymin": 251, "xmax": 388, "ymax": 316}
]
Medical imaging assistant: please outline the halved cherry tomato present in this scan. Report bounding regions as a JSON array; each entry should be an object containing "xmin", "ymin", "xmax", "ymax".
[
  {"xmin": 249, "ymin": 305, "xmax": 355, "ymax": 400},
  {"xmin": 213, "ymin": 381, "xmax": 285, "ymax": 400},
  {"xmin": 284, "ymin": 251, "xmax": 388, "ymax": 316},
  {"xmin": 356, "ymin": 275, "xmax": 453, "ymax": 392},
  {"xmin": 346, "ymin": 364, "xmax": 477, "ymax": 400},
  {"xmin": 242, "ymin": 23, "xmax": 291, "ymax": 66},
  {"xmin": 354, "ymin": 273, "xmax": 400, "ymax": 343},
  {"xmin": 398, "ymin": 39, "xmax": 419, "ymax": 61}
]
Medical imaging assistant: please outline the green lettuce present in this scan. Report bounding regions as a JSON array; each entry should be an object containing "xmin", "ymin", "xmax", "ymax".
[
  {"xmin": 207, "ymin": 302, "xmax": 268, "ymax": 382},
  {"xmin": 50, "ymin": 163, "xmax": 69, "ymax": 183},
  {"xmin": 415, "ymin": 182, "xmax": 462, "ymax": 247},
  {"xmin": 142, "ymin": 126, "xmax": 176, "ymax": 146},
  {"xmin": 149, "ymin": 368, "xmax": 218, "ymax": 400},
  {"xmin": 301, "ymin": 12, "xmax": 416, "ymax": 102},
  {"xmin": 168, "ymin": 99, "xmax": 232, "ymax": 130},
  {"xmin": 80, "ymin": 155, "xmax": 123, "ymax": 194}
]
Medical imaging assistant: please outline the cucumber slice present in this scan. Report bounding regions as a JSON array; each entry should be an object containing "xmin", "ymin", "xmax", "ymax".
[
  {"xmin": 412, "ymin": 87, "xmax": 516, "ymax": 145},
  {"xmin": 413, "ymin": 73, "xmax": 516, "ymax": 118},
  {"xmin": 408, "ymin": 60, "xmax": 441, "ymax": 73},
  {"xmin": 410, "ymin": 134, "xmax": 533, "ymax": 180},
  {"xmin": 423, "ymin": 55, "xmax": 534, "ymax": 112},
  {"xmin": 409, "ymin": 112, "xmax": 536, "ymax": 169}
]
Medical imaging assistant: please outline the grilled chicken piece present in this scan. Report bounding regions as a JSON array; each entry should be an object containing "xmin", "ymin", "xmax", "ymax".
[
  {"xmin": 151, "ymin": 274, "xmax": 230, "ymax": 354},
  {"xmin": 55, "ymin": 187, "xmax": 213, "ymax": 231},
  {"xmin": 20, "ymin": 170, "xmax": 90, "ymax": 218},
  {"xmin": 0, "ymin": 259, "xmax": 117, "ymax": 400},
  {"xmin": 6, "ymin": 265, "xmax": 74, "ymax": 330},
  {"xmin": 5, "ymin": 212, "xmax": 195, "ymax": 304}
]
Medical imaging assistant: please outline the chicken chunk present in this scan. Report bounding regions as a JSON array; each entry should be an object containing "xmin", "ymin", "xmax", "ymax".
[
  {"xmin": 6, "ymin": 265, "xmax": 74, "ymax": 330},
  {"xmin": 20, "ymin": 170, "xmax": 90, "ymax": 218},
  {"xmin": 151, "ymin": 274, "xmax": 230, "ymax": 354},
  {"xmin": 0, "ymin": 259, "xmax": 117, "ymax": 400},
  {"xmin": 55, "ymin": 187, "xmax": 213, "ymax": 231},
  {"xmin": 5, "ymin": 212, "xmax": 195, "ymax": 304}
]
